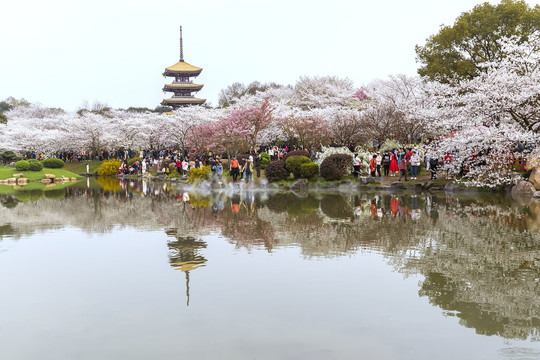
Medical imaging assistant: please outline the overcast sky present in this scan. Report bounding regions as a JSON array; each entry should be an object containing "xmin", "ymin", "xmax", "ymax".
[{"xmin": 1, "ymin": 0, "xmax": 538, "ymax": 111}]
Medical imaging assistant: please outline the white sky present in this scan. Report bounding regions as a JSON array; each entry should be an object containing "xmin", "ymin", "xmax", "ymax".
[{"xmin": 1, "ymin": 0, "xmax": 538, "ymax": 111}]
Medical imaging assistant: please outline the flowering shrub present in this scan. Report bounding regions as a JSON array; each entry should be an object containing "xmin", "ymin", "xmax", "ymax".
[
  {"xmin": 315, "ymin": 146, "xmax": 363, "ymax": 174},
  {"xmin": 187, "ymin": 166, "xmax": 211, "ymax": 184},
  {"xmin": 265, "ymin": 160, "xmax": 289, "ymax": 182},
  {"xmin": 96, "ymin": 160, "xmax": 122, "ymax": 176}
]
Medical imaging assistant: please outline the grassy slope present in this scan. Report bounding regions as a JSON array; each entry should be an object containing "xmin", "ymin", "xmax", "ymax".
[
  {"xmin": 62, "ymin": 160, "xmax": 101, "ymax": 175},
  {"xmin": 0, "ymin": 167, "xmax": 81, "ymax": 181}
]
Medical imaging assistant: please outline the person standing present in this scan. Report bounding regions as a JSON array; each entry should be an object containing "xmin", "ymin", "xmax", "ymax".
[
  {"xmin": 376, "ymin": 152, "xmax": 382, "ymax": 179},
  {"xmin": 229, "ymin": 156, "xmax": 240, "ymax": 182},
  {"xmin": 254, "ymin": 154, "xmax": 261, "ymax": 178},
  {"xmin": 389, "ymin": 150, "xmax": 399, "ymax": 176},
  {"xmin": 369, "ymin": 155, "xmax": 377, "ymax": 177},
  {"xmin": 208, "ymin": 157, "xmax": 217, "ymax": 183},
  {"xmin": 353, "ymin": 154, "xmax": 361, "ymax": 177},
  {"xmin": 429, "ymin": 156, "xmax": 438, "ymax": 180},
  {"xmin": 216, "ymin": 160, "xmax": 223, "ymax": 184},
  {"xmin": 382, "ymin": 151, "xmax": 391, "ymax": 177},
  {"xmin": 242, "ymin": 158, "xmax": 254, "ymax": 184},
  {"xmin": 410, "ymin": 150, "xmax": 420, "ymax": 180},
  {"xmin": 398, "ymin": 156, "xmax": 408, "ymax": 181}
]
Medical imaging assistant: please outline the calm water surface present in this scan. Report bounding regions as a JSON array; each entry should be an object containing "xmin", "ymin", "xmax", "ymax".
[{"xmin": 0, "ymin": 179, "xmax": 539, "ymax": 360}]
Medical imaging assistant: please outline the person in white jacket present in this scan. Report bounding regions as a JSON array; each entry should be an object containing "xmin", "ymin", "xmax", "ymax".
[{"xmin": 410, "ymin": 151, "xmax": 420, "ymax": 180}]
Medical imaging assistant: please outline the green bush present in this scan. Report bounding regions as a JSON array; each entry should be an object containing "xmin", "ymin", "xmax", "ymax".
[
  {"xmin": 283, "ymin": 150, "xmax": 310, "ymax": 163},
  {"xmin": 300, "ymin": 162, "xmax": 319, "ymax": 180},
  {"xmin": 265, "ymin": 160, "xmax": 289, "ymax": 182},
  {"xmin": 96, "ymin": 160, "xmax": 122, "ymax": 176},
  {"xmin": 43, "ymin": 158, "xmax": 65, "ymax": 168},
  {"xmin": 15, "ymin": 160, "xmax": 30, "ymax": 171},
  {"xmin": 320, "ymin": 154, "xmax": 352, "ymax": 181},
  {"xmin": 28, "ymin": 161, "xmax": 43, "ymax": 171},
  {"xmin": 260, "ymin": 152, "xmax": 271, "ymax": 169},
  {"xmin": 286, "ymin": 156, "xmax": 311, "ymax": 178}
]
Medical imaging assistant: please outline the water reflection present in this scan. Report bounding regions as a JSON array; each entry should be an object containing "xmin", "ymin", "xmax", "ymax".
[{"xmin": 1, "ymin": 178, "xmax": 539, "ymax": 341}]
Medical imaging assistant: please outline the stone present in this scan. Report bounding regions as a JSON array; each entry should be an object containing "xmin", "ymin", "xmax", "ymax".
[
  {"xmin": 41, "ymin": 179, "xmax": 52, "ymax": 183},
  {"xmin": 16, "ymin": 178, "xmax": 28, "ymax": 185},
  {"xmin": 390, "ymin": 181, "xmax": 403, "ymax": 189},
  {"xmin": 534, "ymin": 191, "xmax": 540, "ymax": 198},
  {"xmin": 44, "ymin": 174, "xmax": 56, "ymax": 180},
  {"xmin": 290, "ymin": 179, "xmax": 309, "ymax": 192},
  {"xmin": 6, "ymin": 178, "xmax": 16, "ymax": 184},
  {"xmin": 45, "ymin": 183, "xmax": 56, "ymax": 188},
  {"xmin": 529, "ymin": 168, "xmax": 540, "ymax": 190},
  {"xmin": 444, "ymin": 183, "xmax": 456, "ymax": 192},
  {"xmin": 0, "ymin": 180, "xmax": 6, "ymax": 184},
  {"xmin": 70, "ymin": 177, "xmax": 78, "ymax": 182},
  {"xmin": 511, "ymin": 181, "xmax": 536, "ymax": 198},
  {"xmin": 13, "ymin": 173, "xmax": 24, "ymax": 178}
]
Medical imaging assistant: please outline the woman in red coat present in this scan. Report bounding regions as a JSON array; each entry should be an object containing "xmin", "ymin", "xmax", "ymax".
[{"xmin": 389, "ymin": 150, "xmax": 399, "ymax": 176}]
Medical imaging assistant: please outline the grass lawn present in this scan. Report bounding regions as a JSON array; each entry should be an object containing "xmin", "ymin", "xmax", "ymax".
[
  {"xmin": 62, "ymin": 160, "xmax": 101, "ymax": 175},
  {"xmin": 0, "ymin": 167, "xmax": 81, "ymax": 181}
]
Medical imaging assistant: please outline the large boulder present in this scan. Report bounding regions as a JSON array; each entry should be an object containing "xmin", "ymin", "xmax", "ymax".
[
  {"xmin": 511, "ymin": 181, "xmax": 536, "ymax": 198},
  {"xmin": 17, "ymin": 178, "xmax": 28, "ymax": 185},
  {"xmin": 41, "ymin": 179, "xmax": 52, "ymax": 184},
  {"xmin": 13, "ymin": 173, "xmax": 24, "ymax": 178},
  {"xmin": 44, "ymin": 174, "xmax": 56, "ymax": 180},
  {"xmin": 6, "ymin": 178, "xmax": 16, "ymax": 184},
  {"xmin": 529, "ymin": 168, "xmax": 540, "ymax": 190},
  {"xmin": 290, "ymin": 179, "xmax": 309, "ymax": 192}
]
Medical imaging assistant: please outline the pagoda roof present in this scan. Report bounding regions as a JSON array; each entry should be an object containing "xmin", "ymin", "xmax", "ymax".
[
  {"xmin": 164, "ymin": 83, "xmax": 204, "ymax": 88},
  {"xmin": 163, "ymin": 98, "xmax": 206, "ymax": 103},
  {"xmin": 164, "ymin": 60, "xmax": 202, "ymax": 75}
]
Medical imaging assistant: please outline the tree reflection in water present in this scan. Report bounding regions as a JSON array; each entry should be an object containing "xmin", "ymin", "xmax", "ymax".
[{"xmin": 0, "ymin": 178, "xmax": 539, "ymax": 340}]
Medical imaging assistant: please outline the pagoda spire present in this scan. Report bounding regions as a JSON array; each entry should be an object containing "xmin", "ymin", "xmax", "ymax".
[{"xmin": 179, "ymin": 26, "xmax": 184, "ymax": 62}]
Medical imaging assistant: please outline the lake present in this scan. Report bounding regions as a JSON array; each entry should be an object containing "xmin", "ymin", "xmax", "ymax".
[{"xmin": 0, "ymin": 179, "xmax": 539, "ymax": 360}]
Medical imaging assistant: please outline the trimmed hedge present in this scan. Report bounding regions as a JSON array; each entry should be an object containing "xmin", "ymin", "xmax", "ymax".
[
  {"xmin": 265, "ymin": 160, "xmax": 289, "ymax": 182},
  {"xmin": 43, "ymin": 158, "xmax": 65, "ymax": 169},
  {"xmin": 320, "ymin": 154, "xmax": 352, "ymax": 181},
  {"xmin": 260, "ymin": 152, "xmax": 271, "ymax": 169},
  {"xmin": 282, "ymin": 150, "xmax": 310, "ymax": 163},
  {"xmin": 15, "ymin": 160, "xmax": 30, "ymax": 171},
  {"xmin": 286, "ymin": 156, "xmax": 311, "ymax": 178},
  {"xmin": 29, "ymin": 161, "xmax": 43, "ymax": 171},
  {"xmin": 300, "ymin": 162, "xmax": 319, "ymax": 180}
]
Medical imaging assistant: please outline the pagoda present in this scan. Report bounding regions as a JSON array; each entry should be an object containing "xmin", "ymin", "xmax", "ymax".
[{"xmin": 161, "ymin": 26, "xmax": 206, "ymax": 108}]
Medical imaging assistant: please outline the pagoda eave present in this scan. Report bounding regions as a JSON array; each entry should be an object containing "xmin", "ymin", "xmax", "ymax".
[
  {"xmin": 161, "ymin": 98, "xmax": 206, "ymax": 106},
  {"xmin": 163, "ymin": 84, "xmax": 204, "ymax": 92},
  {"xmin": 163, "ymin": 69, "xmax": 202, "ymax": 77}
]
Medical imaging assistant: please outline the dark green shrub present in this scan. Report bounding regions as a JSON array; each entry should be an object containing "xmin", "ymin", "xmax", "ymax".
[
  {"xmin": 265, "ymin": 160, "xmax": 289, "ymax": 182},
  {"xmin": 43, "ymin": 158, "xmax": 65, "ymax": 168},
  {"xmin": 300, "ymin": 162, "xmax": 319, "ymax": 180},
  {"xmin": 320, "ymin": 154, "xmax": 352, "ymax": 181},
  {"xmin": 260, "ymin": 152, "xmax": 271, "ymax": 169},
  {"xmin": 29, "ymin": 161, "xmax": 43, "ymax": 171},
  {"xmin": 15, "ymin": 160, "xmax": 30, "ymax": 171},
  {"xmin": 283, "ymin": 150, "xmax": 310, "ymax": 163},
  {"xmin": 286, "ymin": 156, "xmax": 311, "ymax": 178}
]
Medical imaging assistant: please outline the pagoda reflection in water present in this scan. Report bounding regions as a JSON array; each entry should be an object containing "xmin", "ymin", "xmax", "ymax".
[{"xmin": 166, "ymin": 230, "xmax": 207, "ymax": 306}]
